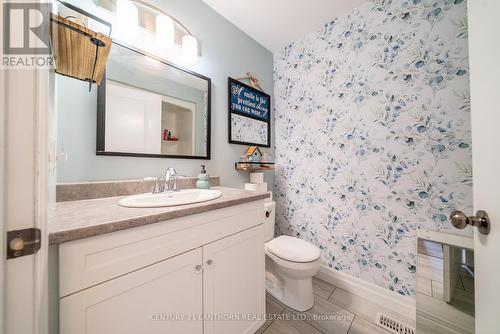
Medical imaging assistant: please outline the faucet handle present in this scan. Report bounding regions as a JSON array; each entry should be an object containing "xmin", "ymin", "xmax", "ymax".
[
  {"xmin": 144, "ymin": 177, "xmax": 163, "ymax": 194},
  {"xmin": 165, "ymin": 167, "xmax": 177, "ymax": 177},
  {"xmin": 164, "ymin": 167, "xmax": 180, "ymax": 192}
]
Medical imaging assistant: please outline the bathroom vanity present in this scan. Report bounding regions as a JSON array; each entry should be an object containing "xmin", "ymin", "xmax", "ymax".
[{"xmin": 50, "ymin": 187, "xmax": 269, "ymax": 334}]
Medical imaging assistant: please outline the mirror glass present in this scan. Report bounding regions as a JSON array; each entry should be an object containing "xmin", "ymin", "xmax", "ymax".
[
  {"xmin": 417, "ymin": 238, "xmax": 474, "ymax": 334},
  {"xmin": 97, "ymin": 42, "xmax": 210, "ymax": 159}
]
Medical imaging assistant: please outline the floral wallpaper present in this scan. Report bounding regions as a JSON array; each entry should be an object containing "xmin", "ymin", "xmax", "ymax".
[
  {"xmin": 274, "ymin": 0, "xmax": 471, "ymax": 296},
  {"xmin": 231, "ymin": 113, "xmax": 268, "ymax": 145}
]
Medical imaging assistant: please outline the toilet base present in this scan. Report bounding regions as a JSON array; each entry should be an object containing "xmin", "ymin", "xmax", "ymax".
[{"xmin": 266, "ymin": 275, "xmax": 315, "ymax": 312}]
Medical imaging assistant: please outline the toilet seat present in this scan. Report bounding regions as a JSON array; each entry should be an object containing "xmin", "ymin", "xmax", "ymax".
[{"xmin": 266, "ymin": 236, "xmax": 320, "ymax": 263}]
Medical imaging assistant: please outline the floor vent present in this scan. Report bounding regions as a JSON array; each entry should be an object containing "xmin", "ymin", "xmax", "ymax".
[{"xmin": 375, "ymin": 312, "xmax": 416, "ymax": 334}]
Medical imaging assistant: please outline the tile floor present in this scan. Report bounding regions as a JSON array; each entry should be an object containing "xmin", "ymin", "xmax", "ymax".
[{"xmin": 256, "ymin": 277, "xmax": 397, "ymax": 334}]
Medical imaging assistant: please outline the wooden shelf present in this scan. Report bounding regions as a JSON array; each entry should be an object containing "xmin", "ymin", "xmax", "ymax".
[{"xmin": 235, "ymin": 161, "xmax": 275, "ymax": 172}]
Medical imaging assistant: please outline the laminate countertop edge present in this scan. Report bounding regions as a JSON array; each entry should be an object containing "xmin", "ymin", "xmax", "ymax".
[{"xmin": 49, "ymin": 187, "xmax": 270, "ymax": 245}]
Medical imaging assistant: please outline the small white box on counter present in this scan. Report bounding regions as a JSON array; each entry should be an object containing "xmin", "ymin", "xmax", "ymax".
[{"xmin": 244, "ymin": 182, "xmax": 267, "ymax": 192}]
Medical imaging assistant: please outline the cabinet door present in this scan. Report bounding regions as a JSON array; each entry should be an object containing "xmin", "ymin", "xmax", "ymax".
[
  {"xmin": 203, "ymin": 226, "xmax": 265, "ymax": 334},
  {"xmin": 60, "ymin": 248, "xmax": 203, "ymax": 334}
]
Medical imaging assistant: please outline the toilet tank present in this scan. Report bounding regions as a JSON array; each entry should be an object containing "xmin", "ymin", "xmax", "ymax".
[{"xmin": 263, "ymin": 201, "xmax": 276, "ymax": 242}]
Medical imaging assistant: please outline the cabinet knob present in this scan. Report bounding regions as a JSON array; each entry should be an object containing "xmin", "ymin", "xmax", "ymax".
[
  {"xmin": 194, "ymin": 264, "xmax": 202, "ymax": 273},
  {"xmin": 206, "ymin": 259, "xmax": 214, "ymax": 267}
]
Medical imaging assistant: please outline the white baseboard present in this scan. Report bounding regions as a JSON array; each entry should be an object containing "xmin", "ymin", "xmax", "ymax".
[{"xmin": 316, "ymin": 265, "xmax": 416, "ymax": 320}]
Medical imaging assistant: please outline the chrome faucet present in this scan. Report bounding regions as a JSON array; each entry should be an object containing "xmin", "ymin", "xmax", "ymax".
[
  {"xmin": 164, "ymin": 167, "xmax": 179, "ymax": 192},
  {"xmin": 144, "ymin": 177, "xmax": 164, "ymax": 194}
]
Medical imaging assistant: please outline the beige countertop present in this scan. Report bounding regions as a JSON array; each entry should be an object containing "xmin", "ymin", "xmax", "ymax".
[{"xmin": 50, "ymin": 187, "xmax": 270, "ymax": 245}]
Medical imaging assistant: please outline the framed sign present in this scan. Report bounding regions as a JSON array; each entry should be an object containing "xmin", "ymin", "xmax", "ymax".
[{"xmin": 228, "ymin": 77, "xmax": 271, "ymax": 147}]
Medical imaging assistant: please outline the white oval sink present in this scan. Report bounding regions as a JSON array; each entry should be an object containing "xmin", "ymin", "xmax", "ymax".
[{"xmin": 119, "ymin": 189, "xmax": 222, "ymax": 208}]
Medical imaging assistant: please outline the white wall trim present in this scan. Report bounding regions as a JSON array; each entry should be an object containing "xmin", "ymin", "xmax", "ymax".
[{"xmin": 315, "ymin": 265, "xmax": 416, "ymax": 320}]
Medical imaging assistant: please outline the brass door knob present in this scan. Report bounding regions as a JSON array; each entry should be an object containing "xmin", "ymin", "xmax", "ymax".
[{"xmin": 450, "ymin": 210, "xmax": 491, "ymax": 235}]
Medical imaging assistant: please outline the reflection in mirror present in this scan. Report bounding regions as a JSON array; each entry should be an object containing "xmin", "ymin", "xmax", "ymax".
[
  {"xmin": 417, "ymin": 238, "xmax": 474, "ymax": 334},
  {"xmin": 97, "ymin": 42, "xmax": 210, "ymax": 159}
]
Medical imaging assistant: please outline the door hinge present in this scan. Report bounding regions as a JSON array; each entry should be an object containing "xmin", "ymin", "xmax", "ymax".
[{"xmin": 6, "ymin": 228, "xmax": 41, "ymax": 259}]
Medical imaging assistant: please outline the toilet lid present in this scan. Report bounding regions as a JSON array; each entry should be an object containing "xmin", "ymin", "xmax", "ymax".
[{"xmin": 266, "ymin": 236, "xmax": 320, "ymax": 263}]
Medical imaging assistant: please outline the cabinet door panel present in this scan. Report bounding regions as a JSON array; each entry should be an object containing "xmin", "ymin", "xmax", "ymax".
[
  {"xmin": 203, "ymin": 226, "xmax": 265, "ymax": 334},
  {"xmin": 60, "ymin": 248, "xmax": 203, "ymax": 334}
]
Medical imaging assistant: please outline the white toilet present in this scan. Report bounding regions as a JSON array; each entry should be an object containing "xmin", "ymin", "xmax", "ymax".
[{"xmin": 263, "ymin": 201, "xmax": 321, "ymax": 311}]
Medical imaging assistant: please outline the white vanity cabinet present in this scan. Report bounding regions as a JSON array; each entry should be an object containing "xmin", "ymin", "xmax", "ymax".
[
  {"xmin": 58, "ymin": 201, "xmax": 265, "ymax": 334},
  {"xmin": 60, "ymin": 248, "xmax": 204, "ymax": 334},
  {"xmin": 203, "ymin": 225, "xmax": 265, "ymax": 334}
]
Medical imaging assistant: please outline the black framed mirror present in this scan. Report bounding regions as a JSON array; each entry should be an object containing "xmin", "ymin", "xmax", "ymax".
[{"xmin": 97, "ymin": 42, "xmax": 211, "ymax": 159}]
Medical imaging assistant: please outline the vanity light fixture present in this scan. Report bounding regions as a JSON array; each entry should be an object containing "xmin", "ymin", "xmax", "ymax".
[
  {"xmin": 155, "ymin": 14, "xmax": 175, "ymax": 48},
  {"xmin": 103, "ymin": 0, "xmax": 199, "ymax": 64},
  {"xmin": 182, "ymin": 34, "xmax": 198, "ymax": 64},
  {"xmin": 115, "ymin": 0, "xmax": 138, "ymax": 36}
]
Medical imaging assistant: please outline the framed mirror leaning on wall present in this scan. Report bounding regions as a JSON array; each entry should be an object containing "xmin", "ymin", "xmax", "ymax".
[
  {"xmin": 97, "ymin": 42, "xmax": 211, "ymax": 159},
  {"xmin": 417, "ymin": 238, "xmax": 475, "ymax": 334}
]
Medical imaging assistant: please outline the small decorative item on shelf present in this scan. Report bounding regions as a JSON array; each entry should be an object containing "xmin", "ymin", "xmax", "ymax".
[
  {"xmin": 245, "ymin": 146, "xmax": 262, "ymax": 162},
  {"xmin": 162, "ymin": 129, "xmax": 179, "ymax": 141},
  {"xmin": 236, "ymin": 146, "xmax": 274, "ymax": 193},
  {"xmin": 196, "ymin": 165, "xmax": 210, "ymax": 189}
]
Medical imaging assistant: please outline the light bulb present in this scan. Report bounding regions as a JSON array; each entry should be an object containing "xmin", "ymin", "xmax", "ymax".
[
  {"xmin": 115, "ymin": 0, "xmax": 138, "ymax": 37},
  {"xmin": 156, "ymin": 14, "xmax": 174, "ymax": 47},
  {"xmin": 182, "ymin": 34, "xmax": 198, "ymax": 64}
]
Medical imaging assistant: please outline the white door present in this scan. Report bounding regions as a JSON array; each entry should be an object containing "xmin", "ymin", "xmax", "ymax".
[
  {"xmin": 1, "ymin": 2, "xmax": 56, "ymax": 332},
  {"xmin": 105, "ymin": 80, "xmax": 162, "ymax": 154},
  {"xmin": 0, "ymin": 5, "xmax": 5, "ymax": 328},
  {"xmin": 1, "ymin": 51, "xmax": 54, "ymax": 334},
  {"xmin": 203, "ymin": 225, "xmax": 265, "ymax": 334},
  {"xmin": 60, "ymin": 248, "xmax": 203, "ymax": 334},
  {"xmin": 467, "ymin": 1, "xmax": 500, "ymax": 333},
  {"xmin": 2, "ymin": 69, "xmax": 53, "ymax": 334}
]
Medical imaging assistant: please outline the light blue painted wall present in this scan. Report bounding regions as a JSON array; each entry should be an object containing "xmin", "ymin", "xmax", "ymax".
[{"xmin": 57, "ymin": 0, "xmax": 274, "ymax": 190}]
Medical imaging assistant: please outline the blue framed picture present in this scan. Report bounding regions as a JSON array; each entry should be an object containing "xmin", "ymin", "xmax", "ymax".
[{"xmin": 228, "ymin": 77, "xmax": 271, "ymax": 147}]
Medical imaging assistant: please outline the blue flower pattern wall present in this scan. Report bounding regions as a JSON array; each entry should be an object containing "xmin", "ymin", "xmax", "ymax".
[{"xmin": 274, "ymin": 0, "xmax": 471, "ymax": 296}]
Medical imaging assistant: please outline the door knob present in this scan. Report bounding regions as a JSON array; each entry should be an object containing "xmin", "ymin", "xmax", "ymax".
[{"xmin": 450, "ymin": 210, "xmax": 490, "ymax": 235}]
